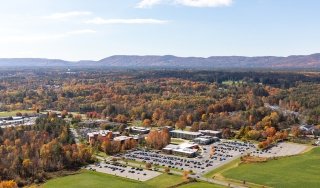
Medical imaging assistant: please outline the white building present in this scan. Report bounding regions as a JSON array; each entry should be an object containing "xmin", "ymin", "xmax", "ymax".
[{"xmin": 162, "ymin": 143, "xmax": 199, "ymax": 157}]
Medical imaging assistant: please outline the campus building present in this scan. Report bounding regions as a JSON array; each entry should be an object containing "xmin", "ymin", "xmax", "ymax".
[
  {"xmin": 87, "ymin": 130, "xmax": 113, "ymax": 143},
  {"xmin": 125, "ymin": 126, "xmax": 150, "ymax": 135},
  {"xmin": 193, "ymin": 136, "xmax": 220, "ymax": 145},
  {"xmin": 162, "ymin": 143, "xmax": 199, "ymax": 157},
  {"xmin": 170, "ymin": 130, "xmax": 203, "ymax": 140},
  {"xmin": 198, "ymin": 130, "xmax": 222, "ymax": 138},
  {"xmin": 113, "ymin": 135, "xmax": 131, "ymax": 142}
]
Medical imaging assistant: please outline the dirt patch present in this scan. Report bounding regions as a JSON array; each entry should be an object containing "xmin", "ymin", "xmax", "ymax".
[{"xmin": 241, "ymin": 156, "xmax": 268, "ymax": 164}]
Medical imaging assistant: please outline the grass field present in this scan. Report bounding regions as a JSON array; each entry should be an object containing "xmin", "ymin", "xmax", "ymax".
[
  {"xmin": 129, "ymin": 120, "xmax": 143, "ymax": 127},
  {"xmin": 95, "ymin": 151, "xmax": 109, "ymax": 159},
  {"xmin": 146, "ymin": 173, "xmax": 184, "ymax": 188},
  {"xmin": 44, "ymin": 170, "xmax": 145, "ymax": 188},
  {"xmin": 171, "ymin": 138, "xmax": 187, "ymax": 144},
  {"xmin": 43, "ymin": 170, "xmax": 227, "ymax": 188},
  {"xmin": 204, "ymin": 158, "xmax": 241, "ymax": 178},
  {"xmin": 222, "ymin": 147, "xmax": 320, "ymax": 188},
  {"xmin": 178, "ymin": 182, "xmax": 226, "ymax": 188},
  {"xmin": 43, "ymin": 170, "xmax": 185, "ymax": 188},
  {"xmin": 0, "ymin": 110, "xmax": 35, "ymax": 117}
]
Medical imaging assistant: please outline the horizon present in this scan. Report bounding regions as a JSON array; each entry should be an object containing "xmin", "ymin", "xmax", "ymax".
[
  {"xmin": 0, "ymin": 52, "xmax": 320, "ymax": 62},
  {"xmin": 0, "ymin": 0, "xmax": 319, "ymax": 61}
]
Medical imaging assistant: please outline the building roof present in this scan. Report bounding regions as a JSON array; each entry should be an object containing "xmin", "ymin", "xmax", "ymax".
[
  {"xmin": 194, "ymin": 136, "xmax": 214, "ymax": 141},
  {"xmin": 87, "ymin": 130, "xmax": 111, "ymax": 137},
  {"xmin": 114, "ymin": 136, "xmax": 132, "ymax": 141},
  {"xmin": 170, "ymin": 130, "xmax": 203, "ymax": 136},
  {"xmin": 199, "ymin": 130, "xmax": 221, "ymax": 134},
  {"xmin": 126, "ymin": 126, "xmax": 150, "ymax": 131},
  {"xmin": 163, "ymin": 143, "xmax": 198, "ymax": 154}
]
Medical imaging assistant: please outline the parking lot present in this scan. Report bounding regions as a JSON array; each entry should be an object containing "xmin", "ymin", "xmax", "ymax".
[
  {"xmin": 85, "ymin": 161, "xmax": 161, "ymax": 181},
  {"xmin": 123, "ymin": 140, "xmax": 255, "ymax": 176},
  {"xmin": 250, "ymin": 142, "xmax": 309, "ymax": 157}
]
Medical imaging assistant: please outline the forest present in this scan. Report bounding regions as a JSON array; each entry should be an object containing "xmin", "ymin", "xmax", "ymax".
[
  {"xmin": 1, "ymin": 69, "xmax": 320, "ymax": 185},
  {"xmin": 0, "ymin": 113, "xmax": 93, "ymax": 186}
]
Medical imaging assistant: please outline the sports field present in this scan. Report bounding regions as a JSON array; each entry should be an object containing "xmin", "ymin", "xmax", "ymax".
[{"xmin": 222, "ymin": 147, "xmax": 320, "ymax": 188}]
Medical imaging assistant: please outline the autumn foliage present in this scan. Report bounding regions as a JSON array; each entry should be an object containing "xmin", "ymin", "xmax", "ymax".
[
  {"xmin": 146, "ymin": 128, "xmax": 171, "ymax": 150},
  {"xmin": 0, "ymin": 181, "xmax": 17, "ymax": 188},
  {"xmin": 0, "ymin": 117, "xmax": 93, "ymax": 186}
]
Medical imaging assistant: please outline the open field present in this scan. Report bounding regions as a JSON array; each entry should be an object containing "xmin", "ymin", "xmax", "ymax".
[
  {"xmin": 146, "ymin": 173, "xmax": 185, "ymax": 188},
  {"xmin": 0, "ymin": 110, "xmax": 35, "ymax": 117},
  {"xmin": 129, "ymin": 120, "xmax": 143, "ymax": 127},
  {"xmin": 43, "ymin": 170, "xmax": 227, "ymax": 188},
  {"xmin": 178, "ymin": 182, "xmax": 226, "ymax": 188},
  {"xmin": 204, "ymin": 158, "xmax": 241, "ymax": 179},
  {"xmin": 43, "ymin": 170, "xmax": 185, "ymax": 188},
  {"xmin": 221, "ymin": 147, "xmax": 320, "ymax": 188},
  {"xmin": 95, "ymin": 151, "xmax": 109, "ymax": 159},
  {"xmin": 170, "ymin": 138, "xmax": 187, "ymax": 144},
  {"xmin": 43, "ymin": 170, "xmax": 146, "ymax": 188}
]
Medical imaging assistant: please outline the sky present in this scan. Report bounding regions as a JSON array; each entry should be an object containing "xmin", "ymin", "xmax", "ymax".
[{"xmin": 0, "ymin": 0, "xmax": 319, "ymax": 61}]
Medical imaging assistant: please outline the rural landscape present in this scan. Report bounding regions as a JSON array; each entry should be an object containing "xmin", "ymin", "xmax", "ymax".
[
  {"xmin": 0, "ymin": 68, "xmax": 319, "ymax": 187},
  {"xmin": 1, "ymin": 0, "xmax": 320, "ymax": 187}
]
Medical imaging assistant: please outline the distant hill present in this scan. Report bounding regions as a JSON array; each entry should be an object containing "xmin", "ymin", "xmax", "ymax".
[{"xmin": 1, "ymin": 53, "xmax": 320, "ymax": 69}]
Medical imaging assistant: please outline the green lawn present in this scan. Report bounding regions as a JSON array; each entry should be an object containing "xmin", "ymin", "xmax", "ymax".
[
  {"xmin": 203, "ymin": 158, "xmax": 241, "ymax": 178},
  {"xmin": 43, "ymin": 170, "xmax": 227, "ymax": 188},
  {"xmin": 43, "ymin": 170, "xmax": 184, "ymax": 188},
  {"xmin": 0, "ymin": 110, "xmax": 35, "ymax": 117},
  {"xmin": 222, "ymin": 147, "xmax": 320, "ymax": 188},
  {"xmin": 146, "ymin": 174, "xmax": 184, "ymax": 188},
  {"xmin": 44, "ymin": 170, "xmax": 146, "ymax": 188},
  {"xmin": 130, "ymin": 120, "xmax": 143, "ymax": 127},
  {"xmin": 178, "ymin": 182, "xmax": 226, "ymax": 188},
  {"xmin": 171, "ymin": 138, "xmax": 187, "ymax": 144},
  {"xmin": 95, "ymin": 151, "xmax": 109, "ymax": 159}
]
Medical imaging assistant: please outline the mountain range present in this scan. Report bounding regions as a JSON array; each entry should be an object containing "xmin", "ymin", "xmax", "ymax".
[{"xmin": 1, "ymin": 53, "xmax": 320, "ymax": 69}]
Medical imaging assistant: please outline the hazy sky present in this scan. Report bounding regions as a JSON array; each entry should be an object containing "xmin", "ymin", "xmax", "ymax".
[{"xmin": 0, "ymin": 0, "xmax": 319, "ymax": 60}]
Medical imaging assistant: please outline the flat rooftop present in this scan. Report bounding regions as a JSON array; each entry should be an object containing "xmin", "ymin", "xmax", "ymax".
[
  {"xmin": 170, "ymin": 130, "xmax": 203, "ymax": 136},
  {"xmin": 163, "ymin": 143, "xmax": 198, "ymax": 154},
  {"xmin": 199, "ymin": 130, "xmax": 221, "ymax": 134},
  {"xmin": 87, "ymin": 130, "xmax": 111, "ymax": 137},
  {"xmin": 194, "ymin": 136, "xmax": 215, "ymax": 141},
  {"xmin": 113, "ymin": 136, "xmax": 132, "ymax": 141},
  {"xmin": 126, "ymin": 126, "xmax": 150, "ymax": 131}
]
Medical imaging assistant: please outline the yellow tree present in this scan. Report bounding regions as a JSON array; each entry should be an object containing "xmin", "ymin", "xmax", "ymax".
[
  {"xmin": 0, "ymin": 180, "xmax": 18, "ymax": 188},
  {"xmin": 182, "ymin": 170, "xmax": 189, "ymax": 181}
]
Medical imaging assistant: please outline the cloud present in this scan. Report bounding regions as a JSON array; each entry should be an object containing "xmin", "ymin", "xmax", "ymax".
[
  {"xmin": 175, "ymin": 0, "xmax": 233, "ymax": 7},
  {"xmin": 136, "ymin": 0, "xmax": 233, "ymax": 8},
  {"xmin": 66, "ymin": 29, "xmax": 96, "ymax": 35},
  {"xmin": 85, "ymin": 17, "xmax": 169, "ymax": 24},
  {"xmin": 44, "ymin": 11, "xmax": 92, "ymax": 20},
  {"xmin": 0, "ymin": 29, "xmax": 96, "ymax": 43},
  {"xmin": 136, "ymin": 0, "xmax": 163, "ymax": 8}
]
